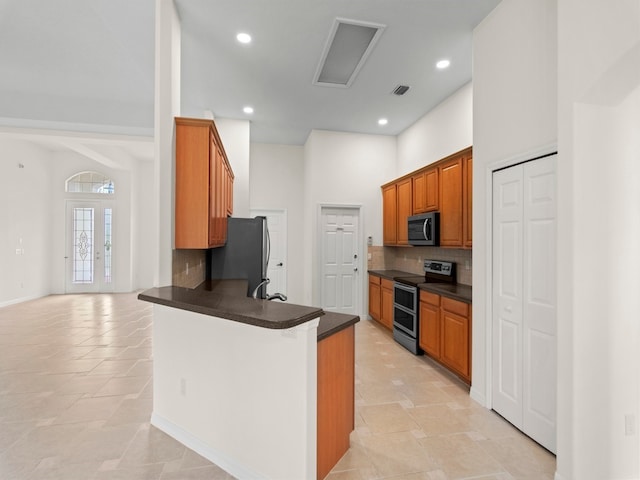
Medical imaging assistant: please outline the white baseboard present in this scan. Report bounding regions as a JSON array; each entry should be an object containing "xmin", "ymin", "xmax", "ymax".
[
  {"xmin": 151, "ymin": 412, "xmax": 266, "ymax": 480},
  {"xmin": 470, "ymin": 385, "xmax": 488, "ymax": 407},
  {"xmin": 0, "ymin": 292, "xmax": 47, "ymax": 308}
]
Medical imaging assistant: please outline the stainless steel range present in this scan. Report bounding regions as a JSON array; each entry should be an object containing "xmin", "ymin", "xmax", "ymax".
[{"xmin": 393, "ymin": 260, "xmax": 456, "ymax": 355}]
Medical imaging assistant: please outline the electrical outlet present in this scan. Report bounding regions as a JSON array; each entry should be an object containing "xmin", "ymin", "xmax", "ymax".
[
  {"xmin": 180, "ymin": 378, "xmax": 187, "ymax": 396},
  {"xmin": 367, "ymin": 253, "xmax": 372, "ymax": 260},
  {"xmin": 625, "ymin": 414, "xmax": 635, "ymax": 436},
  {"xmin": 186, "ymin": 263, "xmax": 189, "ymax": 275},
  {"xmin": 465, "ymin": 260, "xmax": 470, "ymax": 270}
]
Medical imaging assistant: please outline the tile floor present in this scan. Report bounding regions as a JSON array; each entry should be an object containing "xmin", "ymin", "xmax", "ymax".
[{"xmin": 0, "ymin": 293, "xmax": 555, "ymax": 479}]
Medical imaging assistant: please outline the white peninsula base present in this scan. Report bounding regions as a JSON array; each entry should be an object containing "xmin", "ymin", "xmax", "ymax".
[{"xmin": 151, "ymin": 304, "xmax": 320, "ymax": 480}]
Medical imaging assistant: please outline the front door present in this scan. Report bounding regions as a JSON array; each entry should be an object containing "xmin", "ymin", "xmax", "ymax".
[
  {"xmin": 66, "ymin": 200, "xmax": 114, "ymax": 293},
  {"xmin": 320, "ymin": 207, "xmax": 359, "ymax": 314}
]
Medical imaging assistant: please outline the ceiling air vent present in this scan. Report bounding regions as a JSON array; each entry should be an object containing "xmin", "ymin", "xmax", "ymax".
[
  {"xmin": 393, "ymin": 85, "xmax": 410, "ymax": 96},
  {"xmin": 313, "ymin": 18, "xmax": 386, "ymax": 88}
]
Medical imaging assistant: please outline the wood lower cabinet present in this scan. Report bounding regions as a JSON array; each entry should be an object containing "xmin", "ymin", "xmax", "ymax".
[
  {"xmin": 317, "ymin": 325, "xmax": 355, "ymax": 480},
  {"xmin": 175, "ymin": 117, "xmax": 234, "ymax": 249},
  {"xmin": 440, "ymin": 297, "xmax": 470, "ymax": 381},
  {"xmin": 419, "ymin": 290, "xmax": 471, "ymax": 383},
  {"xmin": 418, "ymin": 291, "xmax": 440, "ymax": 357},
  {"xmin": 380, "ymin": 279, "xmax": 394, "ymax": 330},
  {"xmin": 368, "ymin": 275, "xmax": 381, "ymax": 322},
  {"xmin": 368, "ymin": 274, "xmax": 393, "ymax": 330}
]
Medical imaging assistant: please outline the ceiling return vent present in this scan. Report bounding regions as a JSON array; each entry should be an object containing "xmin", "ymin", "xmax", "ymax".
[
  {"xmin": 313, "ymin": 18, "xmax": 386, "ymax": 88},
  {"xmin": 393, "ymin": 85, "xmax": 410, "ymax": 96}
]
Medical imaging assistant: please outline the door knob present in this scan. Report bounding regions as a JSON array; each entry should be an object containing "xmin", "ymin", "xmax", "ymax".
[{"xmin": 354, "ymin": 267, "xmax": 358, "ymax": 272}]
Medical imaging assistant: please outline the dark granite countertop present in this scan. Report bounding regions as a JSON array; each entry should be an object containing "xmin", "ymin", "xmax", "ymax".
[
  {"xmin": 317, "ymin": 312, "xmax": 360, "ymax": 341},
  {"xmin": 418, "ymin": 283, "xmax": 472, "ymax": 304},
  {"xmin": 139, "ymin": 282, "xmax": 360, "ymax": 339},
  {"xmin": 368, "ymin": 269, "xmax": 472, "ymax": 304},
  {"xmin": 368, "ymin": 269, "xmax": 414, "ymax": 281},
  {"xmin": 138, "ymin": 286, "xmax": 324, "ymax": 330}
]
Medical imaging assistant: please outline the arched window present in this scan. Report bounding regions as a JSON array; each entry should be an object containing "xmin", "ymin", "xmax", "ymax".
[{"xmin": 66, "ymin": 171, "xmax": 115, "ymax": 194}]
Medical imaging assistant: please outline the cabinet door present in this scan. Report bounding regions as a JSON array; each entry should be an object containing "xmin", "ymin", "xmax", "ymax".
[
  {"xmin": 424, "ymin": 168, "xmax": 439, "ymax": 212},
  {"xmin": 226, "ymin": 164, "xmax": 234, "ymax": 216},
  {"xmin": 396, "ymin": 178, "xmax": 412, "ymax": 245},
  {"xmin": 368, "ymin": 276, "xmax": 381, "ymax": 321},
  {"xmin": 412, "ymin": 172, "xmax": 426, "ymax": 214},
  {"xmin": 419, "ymin": 301, "xmax": 440, "ymax": 358},
  {"xmin": 380, "ymin": 280, "xmax": 394, "ymax": 330},
  {"xmin": 175, "ymin": 120, "xmax": 211, "ymax": 249},
  {"xmin": 382, "ymin": 184, "xmax": 397, "ymax": 245},
  {"xmin": 463, "ymin": 156, "xmax": 472, "ymax": 248},
  {"xmin": 440, "ymin": 307, "xmax": 470, "ymax": 381},
  {"xmin": 439, "ymin": 158, "xmax": 463, "ymax": 246}
]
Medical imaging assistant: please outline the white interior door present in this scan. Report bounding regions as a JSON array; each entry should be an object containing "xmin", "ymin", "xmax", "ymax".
[
  {"xmin": 320, "ymin": 207, "xmax": 359, "ymax": 314},
  {"xmin": 251, "ymin": 209, "xmax": 287, "ymax": 297},
  {"xmin": 66, "ymin": 200, "xmax": 114, "ymax": 293},
  {"xmin": 492, "ymin": 155, "xmax": 557, "ymax": 453},
  {"xmin": 521, "ymin": 157, "xmax": 557, "ymax": 452}
]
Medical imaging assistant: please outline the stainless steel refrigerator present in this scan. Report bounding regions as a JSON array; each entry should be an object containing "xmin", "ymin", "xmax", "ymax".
[{"xmin": 207, "ymin": 217, "xmax": 269, "ymax": 299}]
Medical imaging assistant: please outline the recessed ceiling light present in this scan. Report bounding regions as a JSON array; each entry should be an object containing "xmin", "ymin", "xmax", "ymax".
[
  {"xmin": 243, "ymin": 106, "xmax": 254, "ymax": 114},
  {"xmin": 237, "ymin": 32, "xmax": 252, "ymax": 44},
  {"xmin": 436, "ymin": 59, "xmax": 451, "ymax": 70},
  {"xmin": 378, "ymin": 118, "xmax": 388, "ymax": 126}
]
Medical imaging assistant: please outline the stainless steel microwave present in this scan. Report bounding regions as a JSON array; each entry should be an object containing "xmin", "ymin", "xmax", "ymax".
[{"xmin": 407, "ymin": 212, "xmax": 439, "ymax": 246}]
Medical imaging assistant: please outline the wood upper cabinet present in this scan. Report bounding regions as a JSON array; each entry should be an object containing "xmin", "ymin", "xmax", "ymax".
[
  {"xmin": 382, "ymin": 184, "xmax": 397, "ymax": 245},
  {"xmin": 368, "ymin": 275, "xmax": 381, "ymax": 322},
  {"xmin": 396, "ymin": 178, "xmax": 412, "ymax": 245},
  {"xmin": 381, "ymin": 146, "xmax": 471, "ymax": 248},
  {"xmin": 412, "ymin": 168, "xmax": 439, "ymax": 214},
  {"xmin": 439, "ymin": 156, "xmax": 464, "ymax": 247},
  {"xmin": 463, "ymin": 156, "xmax": 472, "ymax": 248},
  {"xmin": 175, "ymin": 117, "xmax": 234, "ymax": 249}
]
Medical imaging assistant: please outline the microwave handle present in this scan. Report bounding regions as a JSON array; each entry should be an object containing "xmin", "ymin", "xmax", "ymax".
[
  {"xmin": 426, "ymin": 218, "xmax": 432, "ymax": 240},
  {"xmin": 423, "ymin": 218, "xmax": 429, "ymax": 240}
]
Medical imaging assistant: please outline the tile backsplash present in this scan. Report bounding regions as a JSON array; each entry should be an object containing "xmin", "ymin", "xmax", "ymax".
[
  {"xmin": 367, "ymin": 246, "xmax": 472, "ymax": 286},
  {"xmin": 172, "ymin": 249, "xmax": 207, "ymax": 288}
]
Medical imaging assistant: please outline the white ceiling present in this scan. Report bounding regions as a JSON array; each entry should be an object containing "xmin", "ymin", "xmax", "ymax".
[{"xmin": 0, "ymin": 0, "xmax": 500, "ymax": 158}]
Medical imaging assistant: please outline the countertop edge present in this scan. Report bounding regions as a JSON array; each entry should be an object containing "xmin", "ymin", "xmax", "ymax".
[
  {"xmin": 317, "ymin": 313, "xmax": 360, "ymax": 341},
  {"xmin": 138, "ymin": 287, "xmax": 325, "ymax": 330}
]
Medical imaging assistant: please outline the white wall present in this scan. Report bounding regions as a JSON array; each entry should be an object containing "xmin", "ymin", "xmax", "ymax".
[
  {"xmin": 557, "ymin": 1, "xmax": 640, "ymax": 478},
  {"xmin": 471, "ymin": 0, "xmax": 557, "ymax": 412},
  {"xmin": 303, "ymin": 130, "xmax": 396, "ymax": 310},
  {"xmin": 216, "ymin": 118, "xmax": 251, "ymax": 218},
  {"xmin": 0, "ymin": 138, "xmax": 52, "ymax": 306},
  {"xmin": 132, "ymin": 159, "xmax": 156, "ymax": 290},
  {"xmin": 249, "ymin": 143, "xmax": 305, "ymax": 304},
  {"xmin": 397, "ymin": 82, "xmax": 473, "ymax": 176}
]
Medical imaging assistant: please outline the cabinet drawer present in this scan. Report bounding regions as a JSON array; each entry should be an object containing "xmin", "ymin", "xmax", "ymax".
[
  {"xmin": 381, "ymin": 278, "xmax": 394, "ymax": 290},
  {"xmin": 420, "ymin": 290, "xmax": 440, "ymax": 306},
  {"xmin": 442, "ymin": 297, "xmax": 469, "ymax": 317},
  {"xmin": 369, "ymin": 275, "xmax": 381, "ymax": 286}
]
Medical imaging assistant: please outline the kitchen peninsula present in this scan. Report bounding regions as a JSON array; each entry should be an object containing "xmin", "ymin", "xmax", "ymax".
[{"xmin": 138, "ymin": 284, "xmax": 358, "ymax": 480}]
